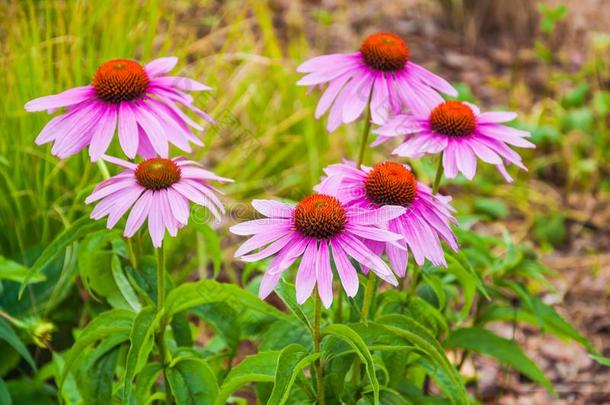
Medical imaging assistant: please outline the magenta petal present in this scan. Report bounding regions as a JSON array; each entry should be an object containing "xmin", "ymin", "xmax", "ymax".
[
  {"xmin": 259, "ymin": 271, "xmax": 282, "ymax": 300},
  {"xmin": 295, "ymin": 239, "xmax": 317, "ymax": 304},
  {"xmin": 316, "ymin": 242, "xmax": 333, "ymax": 308},
  {"xmin": 118, "ymin": 103, "xmax": 139, "ymax": 158},
  {"xmin": 347, "ymin": 205, "xmax": 406, "ymax": 225},
  {"xmin": 89, "ymin": 105, "xmax": 118, "ymax": 161},
  {"xmin": 234, "ymin": 228, "xmax": 292, "ymax": 257},
  {"xmin": 240, "ymin": 233, "xmax": 294, "ymax": 262},
  {"xmin": 25, "ymin": 86, "xmax": 94, "ymax": 112},
  {"xmin": 330, "ymin": 238, "xmax": 359, "ymax": 297},
  {"xmin": 229, "ymin": 218, "xmax": 292, "ymax": 236}
]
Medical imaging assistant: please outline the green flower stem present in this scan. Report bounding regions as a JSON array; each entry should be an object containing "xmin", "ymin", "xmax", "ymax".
[
  {"xmin": 356, "ymin": 106, "xmax": 372, "ymax": 169},
  {"xmin": 432, "ymin": 153, "xmax": 444, "ymax": 195},
  {"xmin": 360, "ymin": 273, "xmax": 376, "ymax": 323},
  {"xmin": 313, "ymin": 290, "xmax": 325, "ymax": 405},
  {"xmin": 155, "ymin": 244, "xmax": 173, "ymax": 405}
]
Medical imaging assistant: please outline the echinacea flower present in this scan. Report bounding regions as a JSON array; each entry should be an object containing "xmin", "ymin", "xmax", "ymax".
[
  {"xmin": 317, "ymin": 161, "xmax": 458, "ymax": 273},
  {"xmin": 230, "ymin": 185, "xmax": 407, "ymax": 307},
  {"xmin": 26, "ymin": 57, "xmax": 213, "ymax": 161},
  {"xmin": 85, "ymin": 155, "xmax": 231, "ymax": 247},
  {"xmin": 297, "ymin": 32, "xmax": 457, "ymax": 132},
  {"xmin": 374, "ymin": 100, "xmax": 535, "ymax": 182}
]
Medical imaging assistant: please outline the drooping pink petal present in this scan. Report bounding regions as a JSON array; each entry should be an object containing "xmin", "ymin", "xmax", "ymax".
[
  {"xmin": 118, "ymin": 102, "xmax": 139, "ymax": 158},
  {"xmin": 89, "ymin": 104, "xmax": 118, "ymax": 161},
  {"xmin": 330, "ymin": 238, "xmax": 359, "ymax": 297},
  {"xmin": 316, "ymin": 242, "xmax": 334, "ymax": 308},
  {"xmin": 25, "ymin": 86, "xmax": 94, "ymax": 112},
  {"xmin": 125, "ymin": 191, "xmax": 153, "ymax": 238},
  {"xmin": 295, "ymin": 239, "xmax": 318, "ymax": 304}
]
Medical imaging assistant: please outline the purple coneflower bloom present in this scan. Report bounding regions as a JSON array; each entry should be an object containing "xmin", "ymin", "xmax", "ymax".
[
  {"xmin": 318, "ymin": 161, "xmax": 458, "ymax": 274},
  {"xmin": 85, "ymin": 155, "xmax": 231, "ymax": 247},
  {"xmin": 230, "ymin": 184, "xmax": 407, "ymax": 307},
  {"xmin": 374, "ymin": 100, "xmax": 535, "ymax": 182},
  {"xmin": 25, "ymin": 57, "xmax": 213, "ymax": 161},
  {"xmin": 297, "ymin": 32, "xmax": 457, "ymax": 132}
]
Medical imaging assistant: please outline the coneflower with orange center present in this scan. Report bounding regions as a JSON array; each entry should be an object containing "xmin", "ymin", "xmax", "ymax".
[
  {"xmin": 85, "ymin": 155, "xmax": 232, "ymax": 247},
  {"xmin": 230, "ymin": 182, "xmax": 408, "ymax": 308},
  {"xmin": 297, "ymin": 32, "xmax": 457, "ymax": 132},
  {"xmin": 25, "ymin": 57, "xmax": 213, "ymax": 161},
  {"xmin": 373, "ymin": 100, "xmax": 535, "ymax": 182},
  {"xmin": 316, "ymin": 161, "xmax": 459, "ymax": 274}
]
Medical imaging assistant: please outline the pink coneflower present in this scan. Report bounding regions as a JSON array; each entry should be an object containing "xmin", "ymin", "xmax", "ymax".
[
  {"xmin": 374, "ymin": 101, "xmax": 535, "ymax": 182},
  {"xmin": 317, "ymin": 161, "xmax": 458, "ymax": 274},
  {"xmin": 297, "ymin": 32, "xmax": 457, "ymax": 132},
  {"xmin": 230, "ymin": 186, "xmax": 407, "ymax": 307},
  {"xmin": 25, "ymin": 57, "xmax": 213, "ymax": 161},
  {"xmin": 85, "ymin": 155, "xmax": 231, "ymax": 247}
]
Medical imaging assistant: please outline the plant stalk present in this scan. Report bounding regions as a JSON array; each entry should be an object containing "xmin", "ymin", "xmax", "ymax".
[
  {"xmin": 155, "ymin": 244, "xmax": 172, "ymax": 405},
  {"xmin": 313, "ymin": 290, "xmax": 325, "ymax": 405},
  {"xmin": 356, "ymin": 106, "xmax": 372, "ymax": 169},
  {"xmin": 432, "ymin": 153, "xmax": 444, "ymax": 195}
]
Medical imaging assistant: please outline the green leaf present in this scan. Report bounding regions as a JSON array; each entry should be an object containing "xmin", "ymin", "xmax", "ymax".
[
  {"xmin": 274, "ymin": 278, "xmax": 313, "ymax": 331},
  {"xmin": 0, "ymin": 256, "xmax": 45, "ymax": 284},
  {"xmin": 78, "ymin": 229, "xmax": 121, "ymax": 299},
  {"xmin": 590, "ymin": 354, "xmax": 610, "ymax": 367},
  {"xmin": 20, "ymin": 216, "xmax": 104, "ymax": 296},
  {"xmin": 165, "ymin": 280, "xmax": 289, "ymax": 320},
  {"xmin": 216, "ymin": 351, "xmax": 279, "ymax": 405},
  {"xmin": 376, "ymin": 315, "xmax": 467, "ymax": 404},
  {"xmin": 167, "ymin": 356, "xmax": 218, "ymax": 405},
  {"xmin": 322, "ymin": 324, "xmax": 379, "ymax": 405},
  {"xmin": 112, "ymin": 255, "xmax": 142, "ymax": 312},
  {"xmin": 192, "ymin": 303, "xmax": 241, "ymax": 353},
  {"xmin": 171, "ymin": 312, "xmax": 193, "ymax": 347},
  {"xmin": 79, "ymin": 344, "xmax": 120, "ymax": 405},
  {"xmin": 52, "ymin": 353, "xmax": 83, "ymax": 405},
  {"xmin": 0, "ymin": 378, "xmax": 11, "ymax": 405},
  {"xmin": 62, "ymin": 309, "xmax": 134, "ymax": 385},
  {"xmin": 444, "ymin": 327, "xmax": 553, "ymax": 392},
  {"xmin": 122, "ymin": 306, "xmax": 158, "ymax": 404},
  {"xmin": 135, "ymin": 362, "xmax": 162, "ymax": 404},
  {"xmin": 0, "ymin": 318, "xmax": 36, "ymax": 370},
  {"xmin": 267, "ymin": 344, "xmax": 318, "ymax": 405}
]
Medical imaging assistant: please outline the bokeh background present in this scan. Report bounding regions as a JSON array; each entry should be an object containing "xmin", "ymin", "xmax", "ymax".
[{"xmin": 1, "ymin": 0, "xmax": 609, "ymax": 403}]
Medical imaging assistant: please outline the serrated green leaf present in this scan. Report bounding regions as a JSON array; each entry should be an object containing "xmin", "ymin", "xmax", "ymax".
[
  {"xmin": 267, "ymin": 344, "xmax": 318, "ymax": 405},
  {"xmin": 322, "ymin": 324, "xmax": 379, "ymax": 405},
  {"xmin": 20, "ymin": 217, "xmax": 105, "ymax": 296},
  {"xmin": 167, "ymin": 356, "xmax": 218, "ymax": 405},
  {"xmin": 122, "ymin": 306, "xmax": 158, "ymax": 404},
  {"xmin": 215, "ymin": 351, "xmax": 279, "ymax": 405},
  {"xmin": 444, "ymin": 327, "xmax": 553, "ymax": 393},
  {"xmin": 0, "ymin": 318, "xmax": 36, "ymax": 370}
]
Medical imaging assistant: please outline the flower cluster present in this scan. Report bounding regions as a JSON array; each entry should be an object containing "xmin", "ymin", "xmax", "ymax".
[
  {"xmin": 26, "ymin": 57, "xmax": 230, "ymax": 246},
  {"xmin": 231, "ymin": 32, "xmax": 534, "ymax": 307}
]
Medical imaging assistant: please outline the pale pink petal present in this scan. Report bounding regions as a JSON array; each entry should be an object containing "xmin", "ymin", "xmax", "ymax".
[
  {"xmin": 145, "ymin": 57, "xmax": 178, "ymax": 77},
  {"xmin": 316, "ymin": 242, "xmax": 333, "ymax": 308},
  {"xmin": 118, "ymin": 103, "xmax": 139, "ymax": 158},
  {"xmin": 125, "ymin": 191, "xmax": 153, "ymax": 238},
  {"xmin": 295, "ymin": 239, "xmax": 317, "ymax": 304},
  {"xmin": 251, "ymin": 199, "xmax": 294, "ymax": 218}
]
